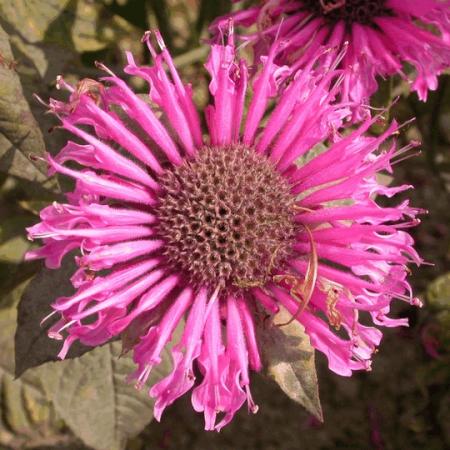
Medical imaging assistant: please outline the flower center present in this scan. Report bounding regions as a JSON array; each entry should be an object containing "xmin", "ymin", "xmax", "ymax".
[
  {"xmin": 302, "ymin": 0, "xmax": 391, "ymax": 25},
  {"xmin": 155, "ymin": 145, "xmax": 297, "ymax": 292}
]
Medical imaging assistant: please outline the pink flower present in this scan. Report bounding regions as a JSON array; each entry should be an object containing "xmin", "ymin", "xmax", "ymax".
[
  {"xmin": 27, "ymin": 27, "xmax": 421, "ymax": 430},
  {"xmin": 213, "ymin": 0, "xmax": 450, "ymax": 110}
]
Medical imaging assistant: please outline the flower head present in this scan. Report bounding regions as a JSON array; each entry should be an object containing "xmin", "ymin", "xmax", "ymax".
[
  {"xmin": 213, "ymin": 0, "xmax": 450, "ymax": 110},
  {"xmin": 27, "ymin": 28, "xmax": 421, "ymax": 430}
]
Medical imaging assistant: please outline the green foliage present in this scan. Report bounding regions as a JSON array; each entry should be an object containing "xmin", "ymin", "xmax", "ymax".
[
  {"xmin": 40, "ymin": 341, "xmax": 173, "ymax": 450},
  {"xmin": 0, "ymin": 25, "xmax": 54, "ymax": 191},
  {"xmin": 15, "ymin": 260, "xmax": 92, "ymax": 377},
  {"xmin": 0, "ymin": 294, "xmax": 68, "ymax": 449}
]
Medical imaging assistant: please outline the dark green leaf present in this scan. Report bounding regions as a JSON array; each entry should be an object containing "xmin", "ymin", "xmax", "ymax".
[{"xmin": 15, "ymin": 260, "xmax": 92, "ymax": 377}]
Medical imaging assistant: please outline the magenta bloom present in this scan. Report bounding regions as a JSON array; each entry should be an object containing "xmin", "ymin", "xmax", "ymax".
[
  {"xmin": 214, "ymin": 0, "xmax": 450, "ymax": 107},
  {"xmin": 27, "ymin": 29, "xmax": 421, "ymax": 430}
]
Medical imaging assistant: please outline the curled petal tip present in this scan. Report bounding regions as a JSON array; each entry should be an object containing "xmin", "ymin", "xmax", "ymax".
[
  {"xmin": 48, "ymin": 331, "xmax": 63, "ymax": 340},
  {"xmin": 141, "ymin": 30, "xmax": 152, "ymax": 43}
]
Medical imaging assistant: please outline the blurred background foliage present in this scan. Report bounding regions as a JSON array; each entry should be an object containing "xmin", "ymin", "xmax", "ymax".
[{"xmin": 0, "ymin": 0, "xmax": 448, "ymax": 449}]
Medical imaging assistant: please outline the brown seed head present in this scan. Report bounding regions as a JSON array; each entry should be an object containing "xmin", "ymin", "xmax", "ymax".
[{"xmin": 155, "ymin": 145, "xmax": 297, "ymax": 293}]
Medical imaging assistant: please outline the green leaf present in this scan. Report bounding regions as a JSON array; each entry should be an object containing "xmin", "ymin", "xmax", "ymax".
[
  {"xmin": 0, "ymin": 25, "xmax": 54, "ymax": 189},
  {"xmin": 0, "ymin": 0, "xmax": 143, "ymax": 72},
  {"xmin": 0, "ymin": 0, "xmax": 101, "ymax": 61},
  {"xmin": 0, "ymin": 299, "xmax": 65, "ymax": 448},
  {"xmin": 0, "ymin": 261, "xmax": 41, "ymax": 311},
  {"xmin": 0, "ymin": 0, "xmax": 143, "ymax": 165},
  {"xmin": 40, "ymin": 341, "xmax": 173, "ymax": 450},
  {"xmin": 0, "ymin": 215, "xmax": 34, "ymax": 264},
  {"xmin": 0, "ymin": 0, "xmax": 71, "ymax": 43},
  {"xmin": 258, "ymin": 306, "xmax": 323, "ymax": 421},
  {"xmin": 15, "ymin": 260, "xmax": 92, "ymax": 377}
]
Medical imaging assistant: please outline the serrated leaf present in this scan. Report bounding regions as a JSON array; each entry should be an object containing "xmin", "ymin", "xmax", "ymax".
[
  {"xmin": 258, "ymin": 306, "xmax": 323, "ymax": 421},
  {"xmin": 0, "ymin": 25, "xmax": 55, "ymax": 189},
  {"xmin": 15, "ymin": 260, "xmax": 92, "ymax": 377},
  {"xmin": 40, "ymin": 341, "xmax": 172, "ymax": 450}
]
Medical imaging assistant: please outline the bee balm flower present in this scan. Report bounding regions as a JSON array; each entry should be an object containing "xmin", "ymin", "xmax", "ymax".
[
  {"xmin": 27, "ymin": 28, "xmax": 421, "ymax": 430},
  {"xmin": 214, "ymin": 0, "xmax": 450, "ymax": 108}
]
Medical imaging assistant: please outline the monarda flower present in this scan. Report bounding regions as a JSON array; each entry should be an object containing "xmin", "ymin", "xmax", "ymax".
[
  {"xmin": 214, "ymin": 0, "xmax": 450, "ymax": 109},
  {"xmin": 27, "ymin": 28, "xmax": 421, "ymax": 430}
]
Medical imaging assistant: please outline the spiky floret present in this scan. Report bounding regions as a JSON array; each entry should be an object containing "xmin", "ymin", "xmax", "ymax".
[
  {"xmin": 213, "ymin": 0, "xmax": 450, "ymax": 116},
  {"xmin": 26, "ymin": 28, "xmax": 422, "ymax": 430}
]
